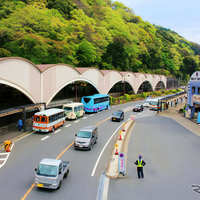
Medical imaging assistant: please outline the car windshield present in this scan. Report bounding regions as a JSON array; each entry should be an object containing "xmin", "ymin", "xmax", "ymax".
[
  {"xmin": 77, "ymin": 131, "xmax": 92, "ymax": 138},
  {"xmin": 113, "ymin": 112, "xmax": 121, "ymax": 116},
  {"xmin": 145, "ymin": 101, "xmax": 150, "ymax": 103},
  {"xmin": 63, "ymin": 107, "xmax": 72, "ymax": 112},
  {"xmin": 135, "ymin": 105, "xmax": 140, "ymax": 108},
  {"xmin": 150, "ymin": 101, "xmax": 157, "ymax": 106},
  {"xmin": 37, "ymin": 165, "xmax": 57, "ymax": 177}
]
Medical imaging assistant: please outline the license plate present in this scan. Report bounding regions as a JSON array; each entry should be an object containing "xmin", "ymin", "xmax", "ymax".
[
  {"xmin": 38, "ymin": 184, "xmax": 43, "ymax": 187},
  {"xmin": 79, "ymin": 145, "xmax": 83, "ymax": 148}
]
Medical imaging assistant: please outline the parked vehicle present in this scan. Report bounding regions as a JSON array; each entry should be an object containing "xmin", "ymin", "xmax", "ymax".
[
  {"xmin": 74, "ymin": 126, "xmax": 98, "ymax": 150},
  {"xmin": 111, "ymin": 110, "xmax": 124, "ymax": 122},
  {"xmin": 149, "ymin": 99, "xmax": 161, "ymax": 111},
  {"xmin": 35, "ymin": 158, "xmax": 70, "ymax": 189},
  {"xmin": 62, "ymin": 102, "xmax": 85, "ymax": 120},
  {"xmin": 33, "ymin": 108, "xmax": 65, "ymax": 132},
  {"xmin": 143, "ymin": 99, "xmax": 152, "ymax": 107},
  {"xmin": 133, "ymin": 105, "xmax": 144, "ymax": 112},
  {"xmin": 81, "ymin": 94, "xmax": 110, "ymax": 113}
]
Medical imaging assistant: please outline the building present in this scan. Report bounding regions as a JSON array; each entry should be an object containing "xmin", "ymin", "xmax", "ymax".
[{"xmin": 187, "ymin": 71, "xmax": 200, "ymax": 118}]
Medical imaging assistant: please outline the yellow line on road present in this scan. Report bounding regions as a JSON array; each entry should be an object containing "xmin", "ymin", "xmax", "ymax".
[{"xmin": 21, "ymin": 111, "xmax": 130, "ymax": 200}]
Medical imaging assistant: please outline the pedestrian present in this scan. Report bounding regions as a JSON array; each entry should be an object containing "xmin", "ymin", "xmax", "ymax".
[
  {"xmin": 134, "ymin": 155, "xmax": 146, "ymax": 179},
  {"xmin": 17, "ymin": 119, "xmax": 23, "ymax": 132},
  {"xmin": 175, "ymin": 100, "xmax": 177, "ymax": 107}
]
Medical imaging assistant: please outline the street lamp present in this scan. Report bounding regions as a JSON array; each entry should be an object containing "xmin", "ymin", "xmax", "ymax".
[{"xmin": 124, "ymin": 74, "xmax": 130, "ymax": 95}]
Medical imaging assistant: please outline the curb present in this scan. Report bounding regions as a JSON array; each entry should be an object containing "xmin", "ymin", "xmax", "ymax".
[
  {"xmin": 106, "ymin": 118, "xmax": 134, "ymax": 178},
  {"xmin": 0, "ymin": 130, "xmax": 34, "ymax": 150}
]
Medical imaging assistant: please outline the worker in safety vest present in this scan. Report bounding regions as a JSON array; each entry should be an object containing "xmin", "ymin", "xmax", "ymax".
[{"xmin": 134, "ymin": 155, "xmax": 146, "ymax": 179}]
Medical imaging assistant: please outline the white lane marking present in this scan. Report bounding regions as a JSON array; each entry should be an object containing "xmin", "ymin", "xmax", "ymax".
[
  {"xmin": 0, "ymin": 153, "xmax": 9, "ymax": 155},
  {"xmin": 138, "ymin": 113, "xmax": 140, "ymax": 115},
  {"xmin": 41, "ymin": 136, "xmax": 49, "ymax": 141},
  {"xmin": 74, "ymin": 120, "xmax": 79, "ymax": 123},
  {"xmin": 102, "ymin": 176, "xmax": 110, "ymax": 200},
  {"xmin": 0, "ymin": 144, "xmax": 14, "ymax": 168},
  {"xmin": 113, "ymin": 106, "xmax": 115, "ymax": 108},
  {"xmin": 54, "ymin": 130, "xmax": 61, "ymax": 133},
  {"xmin": 90, "ymin": 114, "xmax": 94, "ymax": 116},
  {"xmin": 83, "ymin": 117, "xmax": 87, "ymax": 119},
  {"xmin": 91, "ymin": 122, "xmax": 124, "ymax": 176},
  {"xmin": 117, "ymin": 105, "xmax": 120, "ymax": 106},
  {"xmin": 65, "ymin": 124, "xmax": 71, "ymax": 127}
]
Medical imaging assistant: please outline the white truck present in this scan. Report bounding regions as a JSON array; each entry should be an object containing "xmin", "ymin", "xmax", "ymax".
[{"xmin": 35, "ymin": 158, "xmax": 70, "ymax": 189}]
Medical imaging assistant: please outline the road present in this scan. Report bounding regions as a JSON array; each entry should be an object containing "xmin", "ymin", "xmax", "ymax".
[
  {"xmin": 0, "ymin": 101, "xmax": 144, "ymax": 200},
  {"xmin": 108, "ymin": 110, "xmax": 200, "ymax": 200}
]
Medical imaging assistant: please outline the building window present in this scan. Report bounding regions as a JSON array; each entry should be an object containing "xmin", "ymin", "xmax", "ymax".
[
  {"xmin": 192, "ymin": 87, "xmax": 195, "ymax": 93},
  {"xmin": 198, "ymin": 87, "xmax": 200, "ymax": 94}
]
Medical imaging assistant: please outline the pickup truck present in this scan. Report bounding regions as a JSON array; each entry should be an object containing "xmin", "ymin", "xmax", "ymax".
[{"xmin": 35, "ymin": 158, "xmax": 70, "ymax": 189}]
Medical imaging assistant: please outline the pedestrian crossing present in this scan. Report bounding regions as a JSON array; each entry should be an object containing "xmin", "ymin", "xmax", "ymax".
[{"xmin": 0, "ymin": 143, "xmax": 14, "ymax": 168}]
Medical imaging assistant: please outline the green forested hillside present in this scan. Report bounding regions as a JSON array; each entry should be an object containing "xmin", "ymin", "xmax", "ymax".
[{"xmin": 0, "ymin": 0, "xmax": 200, "ymax": 83}]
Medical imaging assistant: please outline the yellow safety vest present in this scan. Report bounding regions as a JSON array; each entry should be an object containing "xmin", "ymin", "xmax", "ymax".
[{"xmin": 138, "ymin": 159, "xmax": 143, "ymax": 167}]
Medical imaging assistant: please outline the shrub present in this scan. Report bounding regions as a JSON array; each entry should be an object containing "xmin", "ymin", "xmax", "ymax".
[
  {"xmin": 122, "ymin": 100, "xmax": 126, "ymax": 104},
  {"xmin": 130, "ymin": 94, "xmax": 135, "ymax": 100},
  {"xmin": 146, "ymin": 92, "xmax": 150, "ymax": 96},
  {"xmin": 155, "ymin": 91, "xmax": 161, "ymax": 96},
  {"xmin": 110, "ymin": 96, "xmax": 115, "ymax": 103},
  {"xmin": 120, "ymin": 96, "xmax": 124, "ymax": 100},
  {"xmin": 114, "ymin": 101, "xmax": 118, "ymax": 105},
  {"xmin": 124, "ymin": 94, "xmax": 131, "ymax": 102},
  {"xmin": 141, "ymin": 92, "xmax": 147, "ymax": 99}
]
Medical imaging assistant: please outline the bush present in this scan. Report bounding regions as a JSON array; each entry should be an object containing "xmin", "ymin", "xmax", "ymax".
[
  {"xmin": 110, "ymin": 96, "xmax": 115, "ymax": 104},
  {"xmin": 122, "ymin": 100, "xmax": 126, "ymax": 104},
  {"xmin": 141, "ymin": 92, "xmax": 147, "ymax": 99},
  {"xmin": 124, "ymin": 94, "xmax": 131, "ymax": 102},
  {"xmin": 130, "ymin": 94, "xmax": 135, "ymax": 100},
  {"xmin": 146, "ymin": 92, "xmax": 150, "ymax": 96},
  {"xmin": 155, "ymin": 91, "xmax": 161, "ymax": 96}
]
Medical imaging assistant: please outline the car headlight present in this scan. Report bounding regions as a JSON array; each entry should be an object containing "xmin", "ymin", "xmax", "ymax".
[
  {"xmin": 52, "ymin": 180, "xmax": 57, "ymax": 184},
  {"xmin": 35, "ymin": 178, "xmax": 39, "ymax": 183}
]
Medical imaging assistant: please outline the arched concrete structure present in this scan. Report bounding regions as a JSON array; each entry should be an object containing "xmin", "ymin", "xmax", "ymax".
[{"xmin": 0, "ymin": 57, "xmax": 167, "ymax": 106}]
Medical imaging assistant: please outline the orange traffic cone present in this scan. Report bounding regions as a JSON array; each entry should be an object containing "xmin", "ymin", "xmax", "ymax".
[
  {"xmin": 114, "ymin": 148, "xmax": 118, "ymax": 155},
  {"xmin": 6, "ymin": 144, "xmax": 11, "ymax": 152},
  {"xmin": 119, "ymin": 134, "xmax": 122, "ymax": 140}
]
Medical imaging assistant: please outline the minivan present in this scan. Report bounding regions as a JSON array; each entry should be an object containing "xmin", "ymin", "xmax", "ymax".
[{"xmin": 74, "ymin": 126, "xmax": 98, "ymax": 150}]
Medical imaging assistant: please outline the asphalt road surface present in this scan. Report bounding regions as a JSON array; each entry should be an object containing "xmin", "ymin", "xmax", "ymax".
[
  {"xmin": 0, "ymin": 101, "xmax": 144, "ymax": 200},
  {"xmin": 108, "ymin": 111, "xmax": 200, "ymax": 200}
]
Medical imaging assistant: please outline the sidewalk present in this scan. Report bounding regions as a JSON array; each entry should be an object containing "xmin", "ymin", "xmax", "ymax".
[
  {"xmin": 0, "ymin": 125, "xmax": 33, "ymax": 149},
  {"xmin": 158, "ymin": 102, "xmax": 200, "ymax": 137}
]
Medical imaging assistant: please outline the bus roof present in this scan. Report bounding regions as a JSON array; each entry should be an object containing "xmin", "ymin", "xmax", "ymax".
[
  {"xmin": 82, "ymin": 94, "xmax": 109, "ymax": 99},
  {"xmin": 34, "ymin": 108, "xmax": 64, "ymax": 116},
  {"xmin": 63, "ymin": 102, "xmax": 83, "ymax": 107}
]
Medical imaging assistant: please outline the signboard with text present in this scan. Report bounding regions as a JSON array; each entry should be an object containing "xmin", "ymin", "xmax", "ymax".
[{"xmin": 118, "ymin": 152, "xmax": 125, "ymax": 175}]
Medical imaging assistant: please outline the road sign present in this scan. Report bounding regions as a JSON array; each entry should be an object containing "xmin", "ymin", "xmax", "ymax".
[{"xmin": 118, "ymin": 152, "xmax": 125, "ymax": 175}]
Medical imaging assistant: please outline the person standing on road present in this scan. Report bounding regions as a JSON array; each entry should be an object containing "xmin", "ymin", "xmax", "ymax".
[
  {"xmin": 17, "ymin": 119, "xmax": 23, "ymax": 132},
  {"xmin": 134, "ymin": 155, "xmax": 146, "ymax": 179}
]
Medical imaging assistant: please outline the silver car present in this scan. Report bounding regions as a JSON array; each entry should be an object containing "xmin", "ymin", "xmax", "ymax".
[{"xmin": 74, "ymin": 126, "xmax": 98, "ymax": 150}]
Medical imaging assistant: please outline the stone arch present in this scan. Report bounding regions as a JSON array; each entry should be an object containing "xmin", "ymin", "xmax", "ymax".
[
  {"xmin": 0, "ymin": 79, "xmax": 36, "ymax": 103},
  {"xmin": 46, "ymin": 78, "xmax": 100, "ymax": 106}
]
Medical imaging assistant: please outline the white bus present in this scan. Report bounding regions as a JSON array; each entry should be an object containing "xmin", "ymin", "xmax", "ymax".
[
  {"xmin": 62, "ymin": 102, "xmax": 85, "ymax": 120},
  {"xmin": 33, "ymin": 108, "xmax": 65, "ymax": 132}
]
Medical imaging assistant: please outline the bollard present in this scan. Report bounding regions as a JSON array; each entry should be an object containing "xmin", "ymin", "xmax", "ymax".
[
  {"xmin": 4, "ymin": 140, "xmax": 11, "ymax": 151},
  {"xmin": 122, "ymin": 123, "xmax": 126, "ymax": 132},
  {"xmin": 119, "ymin": 131, "xmax": 122, "ymax": 140},
  {"xmin": 114, "ymin": 144, "xmax": 119, "ymax": 155}
]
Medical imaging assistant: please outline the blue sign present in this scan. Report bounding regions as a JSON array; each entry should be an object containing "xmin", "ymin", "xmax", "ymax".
[
  {"xmin": 197, "ymin": 112, "xmax": 200, "ymax": 124},
  {"xmin": 118, "ymin": 152, "xmax": 125, "ymax": 175}
]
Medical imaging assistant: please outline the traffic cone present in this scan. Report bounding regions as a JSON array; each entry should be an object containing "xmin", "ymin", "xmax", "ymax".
[
  {"xmin": 6, "ymin": 144, "xmax": 11, "ymax": 152},
  {"xmin": 114, "ymin": 148, "xmax": 118, "ymax": 155},
  {"xmin": 122, "ymin": 126, "xmax": 125, "ymax": 132},
  {"xmin": 119, "ymin": 134, "xmax": 122, "ymax": 140}
]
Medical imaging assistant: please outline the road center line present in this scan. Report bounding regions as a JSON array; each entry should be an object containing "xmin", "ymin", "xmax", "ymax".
[
  {"xmin": 90, "ymin": 114, "xmax": 94, "ymax": 116},
  {"xmin": 74, "ymin": 120, "xmax": 79, "ymax": 123},
  {"xmin": 41, "ymin": 136, "xmax": 49, "ymax": 141},
  {"xmin": 54, "ymin": 130, "xmax": 61, "ymax": 133},
  {"xmin": 65, "ymin": 124, "xmax": 71, "ymax": 127},
  {"xmin": 83, "ymin": 117, "xmax": 87, "ymax": 119},
  {"xmin": 91, "ymin": 122, "xmax": 124, "ymax": 176}
]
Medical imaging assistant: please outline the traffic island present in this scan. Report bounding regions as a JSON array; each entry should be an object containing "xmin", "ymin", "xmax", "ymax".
[{"xmin": 106, "ymin": 118, "xmax": 135, "ymax": 179}]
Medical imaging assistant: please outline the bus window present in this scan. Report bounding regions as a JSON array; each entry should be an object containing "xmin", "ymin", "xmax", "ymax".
[
  {"xmin": 63, "ymin": 107, "xmax": 72, "ymax": 112},
  {"xmin": 36, "ymin": 116, "xmax": 40, "ymax": 122},
  {"xmin": 74, "ymin": 107, "xmax": 77, "ymax": 112},
  {"xmin": 49, "ymin": 116, "xmax": 53, "ymax": 123},
  {"xmin": 41, "ymin": 117, "xmax": 46, "ymax": 122},
  {"xmin": 83, "ymin": 98, "xmax": 91, "ymax": 103}
]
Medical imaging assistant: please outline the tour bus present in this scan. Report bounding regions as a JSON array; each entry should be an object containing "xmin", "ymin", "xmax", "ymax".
[
  {"xmin": 62, "ymin": 102, "xmax": 85, "ymax": 120},
  {"xmin": 33, "ymin": 108, "xmax": 65, "ymax": 132},
  {"xmin": 81, "ymin": 94, "xmax": 110, "ymax": 113},
  {"xmin": 149, "ymin": 98, "xmax": 162, "ymax": 111}
]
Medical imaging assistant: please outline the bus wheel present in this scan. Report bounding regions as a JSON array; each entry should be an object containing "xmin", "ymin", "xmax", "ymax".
[
  {"xmin": 75, "ymin": 115, "xmax": 78, "ymax": 120},
  {"xmin": 106, "ymin": 106, "xmax": 108, "ymax": 110},
  {"xmin": 52, "ymin": 127, "xmax": 55, "ymax": 132}
]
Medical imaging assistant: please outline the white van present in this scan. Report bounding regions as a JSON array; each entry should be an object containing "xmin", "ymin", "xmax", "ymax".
[
  {"xmin": 62, "ymin": 102, "xmax": 85, "ymax": 120},
  {"xmin": 143, "ymin": 99, "xmax": 152, "ymax": 107}
]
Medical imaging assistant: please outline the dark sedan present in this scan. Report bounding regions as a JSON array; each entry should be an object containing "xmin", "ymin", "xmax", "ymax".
[
  {"xmin": 111, "ymin": 110, "xmax": 124, "ymax": 122},
  {"xmin": 133, "ymin": 105, "xmax": 144, "ymax": 112}
]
